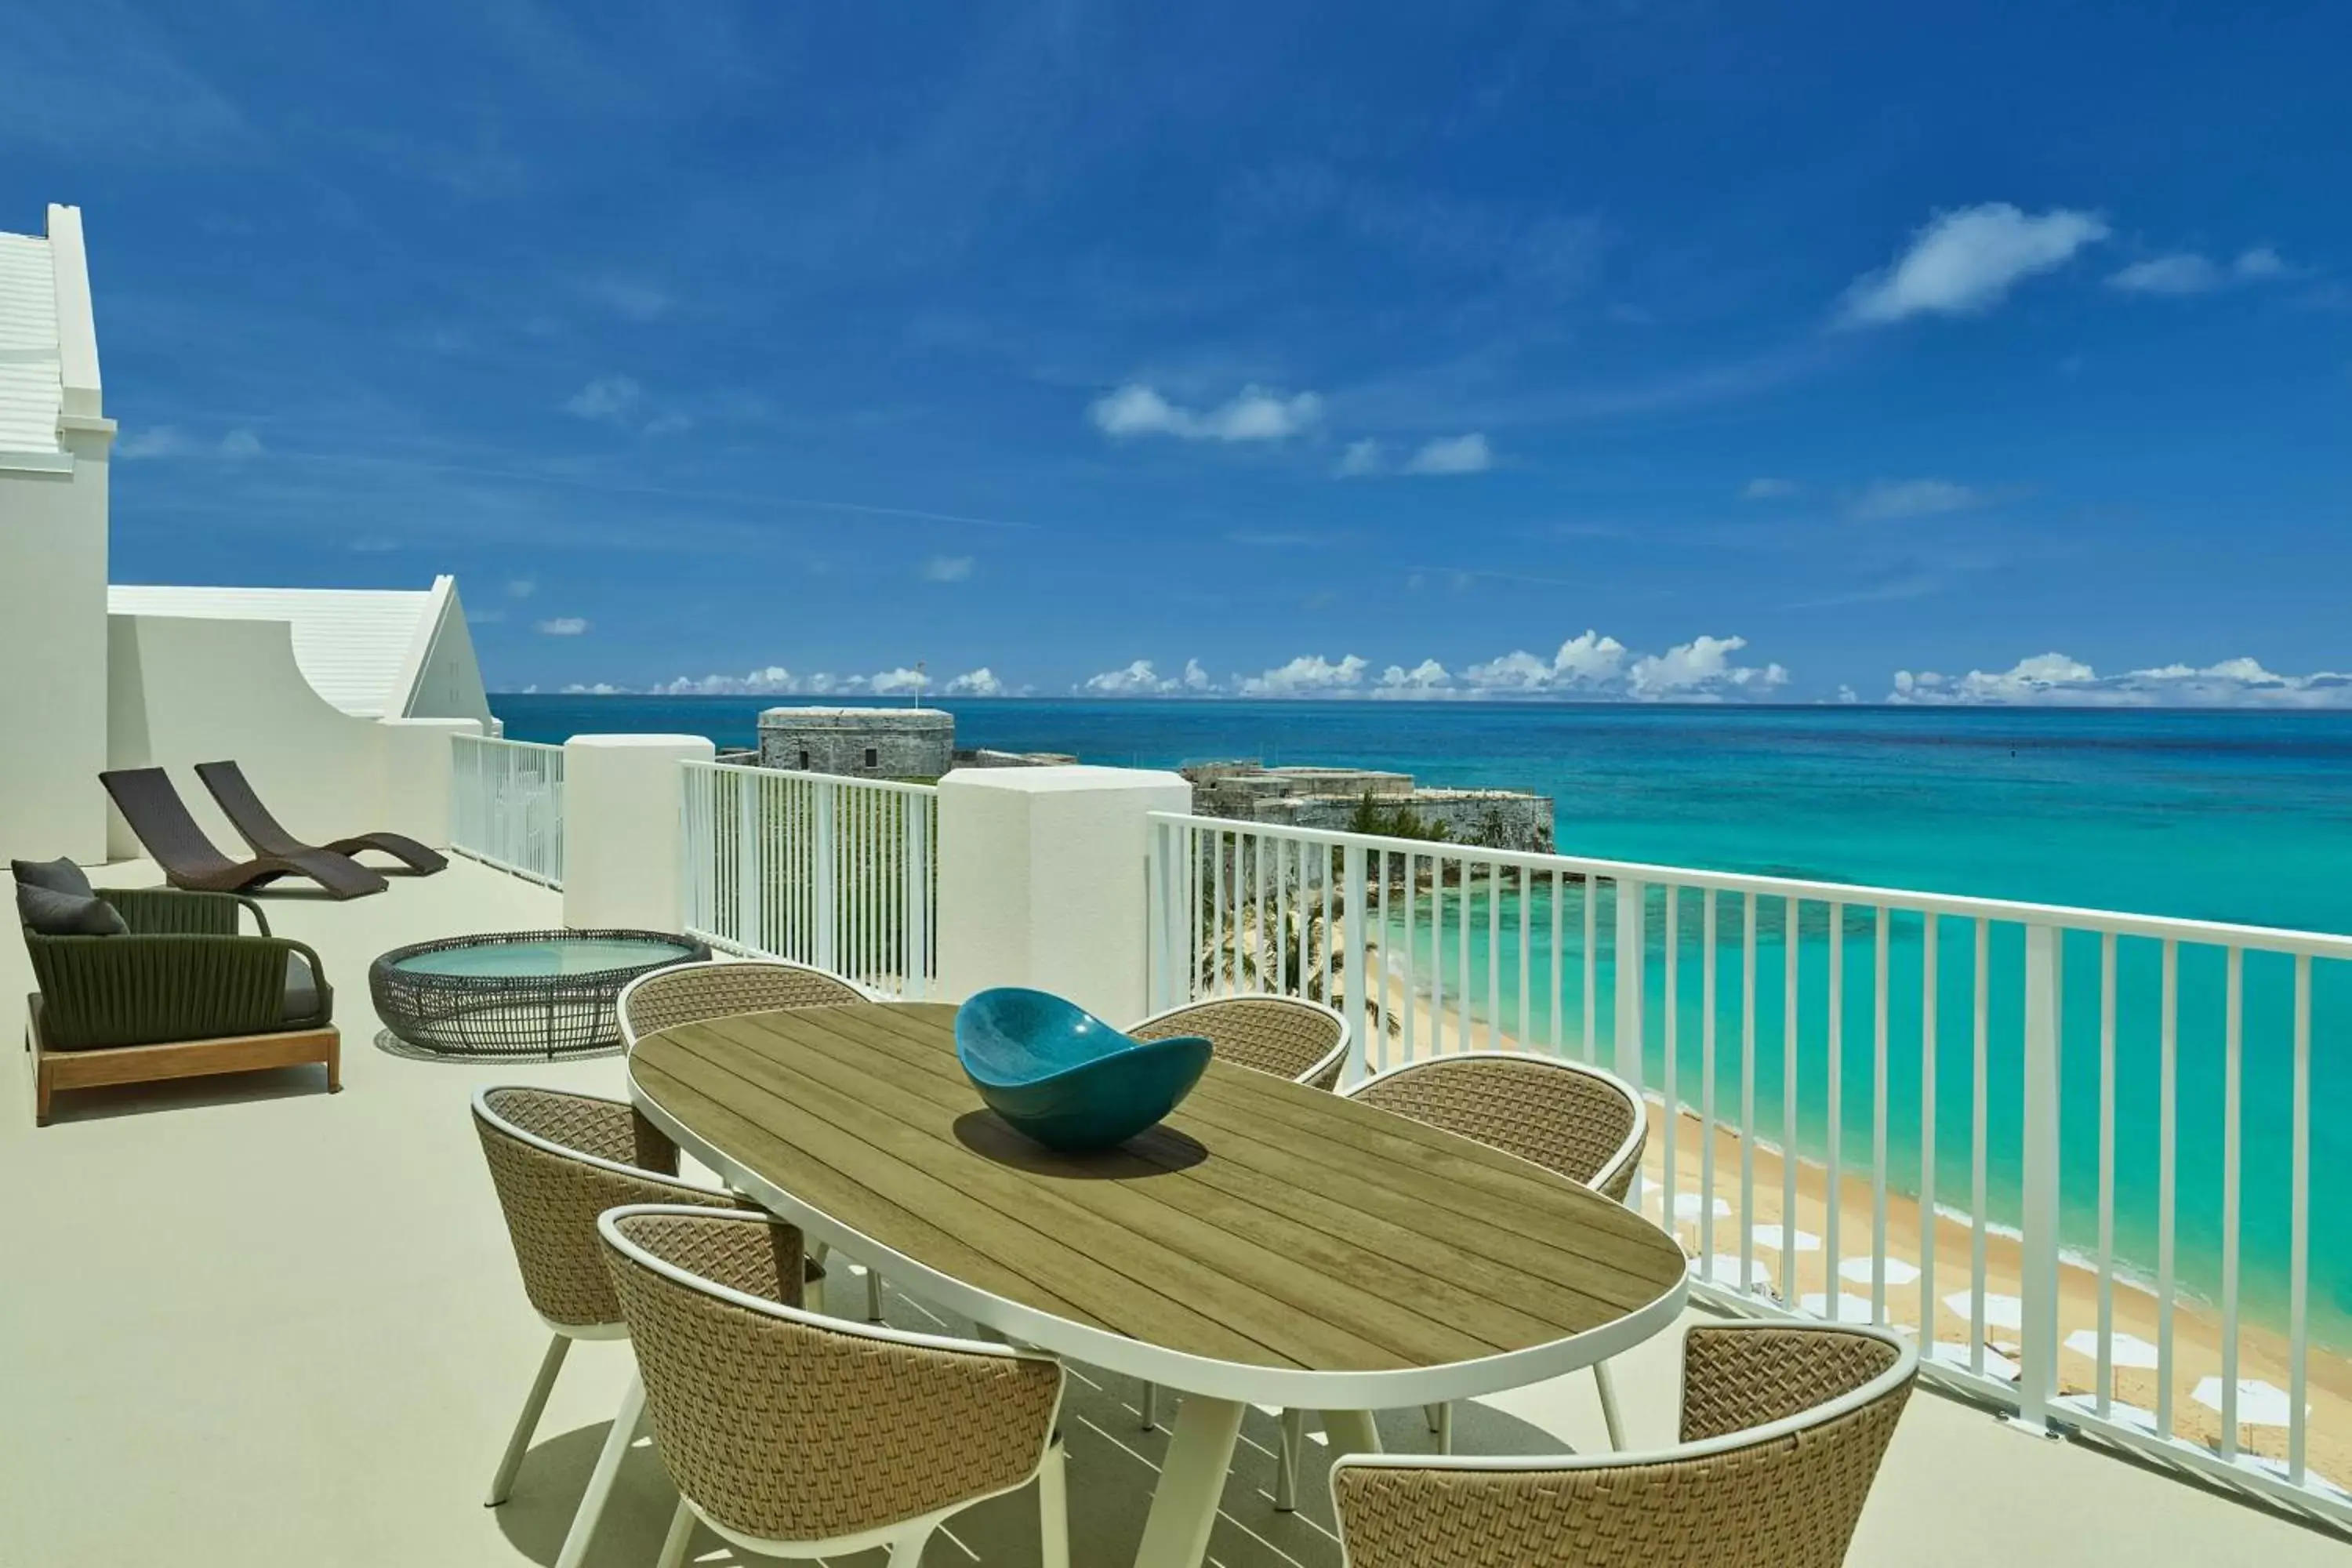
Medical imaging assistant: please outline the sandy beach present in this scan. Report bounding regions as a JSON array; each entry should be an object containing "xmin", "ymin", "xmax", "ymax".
[{"xmin": 1356, "ymin": 980, "xmax": 2352, "ymax": 1487}]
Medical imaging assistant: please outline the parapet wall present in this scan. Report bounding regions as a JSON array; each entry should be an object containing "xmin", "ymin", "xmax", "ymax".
[{"xmin": 757, "ymin": 706, "xmax": 953, "ymax": 779}]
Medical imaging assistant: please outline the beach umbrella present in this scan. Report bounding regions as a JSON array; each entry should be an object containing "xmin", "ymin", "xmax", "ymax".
[
  {"xmin": 1943, "ymin": 1290, "xmax": 2024, "ymax": 1332},
  {"xmin": 1838, "ymin": 1256, "xmax": 1920, "ymax": 1287},
  {"xmin": 1929, "ymin": 1341, "xmax": 2020, "ymax": 1382},
  {"xmin": 1751, "ymin": 1224, "xmax": 1821, "ymax": 1252},
  {"xmin": 1654, "ymin": 1192, "xmax": 1731, "ymax": 1225},
  {"xmin": 2194, "ymin": 1377, "xmax": 2303, "ymax": 1428},
  {"xmin": 2063, "ymin": 1329, "xmax": 2160, "ymax": 1369},
  {"xmin": 1799, "ymin": 1291, "xmax": 1878, "ymax": 1326},
  {"xmin": 1691, "ymin": 1254, "xmax": 1773, "ymax": 1290}
]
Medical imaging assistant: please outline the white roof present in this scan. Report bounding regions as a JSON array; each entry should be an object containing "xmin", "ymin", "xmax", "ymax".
[
  {"xmin": 107, "ymin": 579, "xmax": 453, "ymax": 719},
  {"xmin": 0, "ymin": 229, "xmax": 62, "ymax": 456}
]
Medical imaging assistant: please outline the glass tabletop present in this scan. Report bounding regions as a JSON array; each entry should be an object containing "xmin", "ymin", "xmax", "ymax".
[{"xmin": 390, "ymin": 937, "xmax": 698, "ymax": 978}]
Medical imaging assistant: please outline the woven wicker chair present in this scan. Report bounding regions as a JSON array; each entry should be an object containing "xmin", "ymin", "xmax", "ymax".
[
  {"xmin": 1329, "ymin": 1322, "xmax": 1916, "ymax": 1568},
  {"xmin": 601, "ymin": 1204, "xmax": 1069, "ymax": 1568},
  {"xmin": 1127, "ymin": 994, "xmax": 1351, "ymax": 1091},
  {"xmin": 472, "ymin": 1085, "xmax": 785, "ymax": 1568},
  {"xmin": 1267, "ymin": 1051, "xmax": 1648, "ymax": 1509},
  {"xmin": 615, "ymin": 957, "xmax": 871, "ymax": 1050},
  {"xmin": 617, "ymin": 958, "xmax": 874, "ymax": 1317}
]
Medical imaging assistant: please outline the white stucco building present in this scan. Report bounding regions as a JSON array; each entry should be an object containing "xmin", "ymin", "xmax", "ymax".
[{"xmin": 0, "ymin": 203, "xmax": 489, "ymax": 865}]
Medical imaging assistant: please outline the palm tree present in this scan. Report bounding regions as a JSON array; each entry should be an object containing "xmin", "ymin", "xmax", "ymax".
[{"xmin": 1191, "ymin": 843, "xmax": 1399, "ymax": 1037}]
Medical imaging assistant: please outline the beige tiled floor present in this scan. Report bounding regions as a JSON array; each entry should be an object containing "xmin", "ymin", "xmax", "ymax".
[{"xmin": 2, "ymin": 858, "xmax": 2344, "ymax": 1565}]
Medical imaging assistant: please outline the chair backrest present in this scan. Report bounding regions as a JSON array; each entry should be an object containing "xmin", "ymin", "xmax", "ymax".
[
  {"xmin": 98, "ymin": 768, "xmax": 235, "ymax": 877},
  {"xmin": 1128, "ymin": 995, "xmax": 1350, "ymax": 1091},
  {"xmin": 194, "ymin": 760, "xmax": 301, "ymax": 855},
  {"xmin": 617, "ymin": 959, "xmax": 869, "ymax": 1049},
  {"xmin": 1345, "ymin": 1052, "xmax": 1645, "ymax": 1200},
  {"xmin": 471, "ymin": 1086, "xmax": 734, "ymax": 1331},
  {"xmin": 601, "ymin": 1205, "xmax": 1063, "ymax": 1549},
  {"xmin": 1332, "ymin": 1322, "xmax": 1916, "ymax": 1568}
]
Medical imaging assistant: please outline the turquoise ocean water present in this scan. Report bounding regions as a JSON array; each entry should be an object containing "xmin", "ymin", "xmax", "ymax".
[{"xmin": 495, "ymin": 695, "xmax": 2352, "ymax": 1345}]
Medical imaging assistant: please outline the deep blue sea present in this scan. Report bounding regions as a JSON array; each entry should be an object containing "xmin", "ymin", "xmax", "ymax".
[{"xmin": 495, "ymin": 695, "xmax": 2352, "ymax": 1342}]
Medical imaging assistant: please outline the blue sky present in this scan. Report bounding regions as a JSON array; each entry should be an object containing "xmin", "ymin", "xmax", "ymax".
[{"xmin": 8, "ymin": 2, "xmax": 2349, "ymax": 705}]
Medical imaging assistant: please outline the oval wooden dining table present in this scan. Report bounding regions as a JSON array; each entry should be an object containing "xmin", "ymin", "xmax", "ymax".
[{"xmin": 628, "ymin": 1000, "xmax": 1690, "ymax": 1568}]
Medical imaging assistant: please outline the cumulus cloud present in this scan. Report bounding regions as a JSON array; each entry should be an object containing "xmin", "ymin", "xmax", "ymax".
[
  {"xmin": 506, "ymin": 576, "xmax": 538, "ymax": 599},
  {"xmin": 1238, "ymin": 654, "xmax": 1370, "ymax": 696},
  {"xmin": 1403, "ymin": 433, "xmax": 1494, "ymax": 474},
  {"xmin": 1743, "ymin": 477, "xmax": 1800, "ymax": 500},
  {"xmin": 1890, "ymin": 653, "xmax": 2352, "ymax": 708},
  {"xmin": 1336, "ymin": 438, "xmax": 1385, "ymax": 477},
  {"xmin": 867, "ymin": 666, "xmax": 927, "ymax": 696},
  {"xmin": 1181, "ymin": 658, "xmax": 1214, "ymax": 692},
  {"xmin": 1848, "ymin": 478, "xmax": 1989, "ymax": 521},
  {"xmin": 1465, "ymin": 630, "xmax": 1628, "ymax": 693},
  {"xmin": 2107, "ymin": 247, "xmax": 2291, "ymax": 296},
  {"xmin": 1373, "ymin": 659, "xmax": 1456, "ymax": 700},
  {"xmin": 1089, "ymin": 383, "xmax": 1321, "ymax": 442},
  {"xmin": 563, "ymin": 375, "xmax": 642, "ymax": 421},
  {"xmin": 942, "ymin": 667, "xmax": 1005, "ymax": 697},
  {"xmin": 218, "ymin": 427, "xmax": 263, "ymax": 459},
  {"xmin": 1628, "ymin": 635, "xmax": 1789, "ymax": 699},
  {"xmin": 920, "ymin": 555, "xmax": 975, "ymax": 583},
  {"xmin": 1841, "ymin": 203, "xmax": 2108, "ymax": 325},
  {"xmin": 535, "ymin": 617, "xmax": 590, "ymax": 636},
  {"xmin": 1080, "ymin": 659, "xmax": 1179, "ymax": 696}
]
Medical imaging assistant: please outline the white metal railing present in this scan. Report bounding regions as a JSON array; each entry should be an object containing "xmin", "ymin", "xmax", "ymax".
[
  {"xmin": 1145, "ymin": 810, "xmax": 2352, "ymax": 1530},
  {"xmin": 681, "ymin": 761, "xmax": 938, "ymax": 998},
  {"xmin": 449, "ymin": 735, "xmax": 565, "ymax": 887}
]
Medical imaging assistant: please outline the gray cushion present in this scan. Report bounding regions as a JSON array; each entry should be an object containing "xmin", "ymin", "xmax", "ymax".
[
  {"xmin": 11, "ymin": 857, "xmax": 95, "ymax": 899},
  {"xmin": 282, "ymin": 949, "xmax": 321, "ymax": 1022},
  {"xmin": 17, "ymin": 884, "xmax": 129, "ymax": 937}
]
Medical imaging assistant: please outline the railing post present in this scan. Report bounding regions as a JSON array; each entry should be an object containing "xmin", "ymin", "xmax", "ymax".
[
  {"xmin": 735, "ymin": 767, "xmax": 760, "ymax": 953},
  {"xmin": 1343, "ymin": 842, "xmax": 1368, "ymax": 1086},
  {"xmin": 814, "ymin": 782, "xmax": 839, "ymax": 972},
  {"xmin": 1614, "ymin": 878, "xmax": 1646, "ymax": 1203},
  {"xmin": 1147, "ymin": 818, "xmax": 1172, "ymax": 1013},
  {"xmin": 905, "ymin": 797, "xmax": 930, "ymax": 1000},
  {"xmin": 2015, "ymin": 920, "xmax": 2063, "ymax": 1435}
]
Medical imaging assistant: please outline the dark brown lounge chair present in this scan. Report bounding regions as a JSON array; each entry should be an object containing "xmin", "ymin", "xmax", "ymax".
[
  {"xmin": 197, "ymin": 760, "xmax": 448, "ymax": 877},
  {"xmin": 100, "ymin": 768, "xmax": 388, "ymax": 900}
]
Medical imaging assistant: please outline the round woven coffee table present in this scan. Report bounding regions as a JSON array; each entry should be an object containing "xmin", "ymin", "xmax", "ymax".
[{"xmin": 369, "ymin": 930, "xmax": 710, "ymax": 1059}]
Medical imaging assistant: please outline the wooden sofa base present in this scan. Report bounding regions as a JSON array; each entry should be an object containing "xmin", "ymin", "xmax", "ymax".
[{"xmin": 27, "ymin": 994, "xmax": 340, "ymax": 1127}]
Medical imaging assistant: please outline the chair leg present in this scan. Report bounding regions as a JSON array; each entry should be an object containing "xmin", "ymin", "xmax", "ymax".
[
  {"xmin": 1140, "ymin": 1381, "xmax": 1159, "ymax": 1431},
  {"xmin": 886, "ymin": 1521, "xmax": 937, "ymax": 1566},
  {"xmin": 1273, "ymin": 1407, "xmax": 1307, "ymax": 1512},
  {"xmin": 486, "ymin": 1332, "xmax": 572, "ymax": 1506},
  {"xmin": 806, "ymin": 1241, "xmax": 829, "ymax": 1316},
  {"xmin": 1594, "ymin": 1360, "xmax": 1625, "ymax": 1450},
  {"xmin": 554, "ymin": 1374, "xmax": 644, "ymax": 1568},
  {"xmin": 1038, "ymin": 1437, "xmax": 1070, "ymax": 1568},
  {"xmin": 655, "ymin": 1497, "xmax": 696, "ymax": 1568},
  {"xmin": 866, "ymin": 1262, "xmax": 885, "ymax": 1323}
]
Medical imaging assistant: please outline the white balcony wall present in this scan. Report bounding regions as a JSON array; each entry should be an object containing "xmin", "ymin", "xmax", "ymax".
[
  {"xmin": 561, "ymin": 733, "xmax": 713, "ymax": 931},
  {"xmin": 105, "ymin": 613, "xmax": 476, "ymax": 862},
  {"xmin": 0, "ymin": 449, "xmax": 109, "ymax": 864}
]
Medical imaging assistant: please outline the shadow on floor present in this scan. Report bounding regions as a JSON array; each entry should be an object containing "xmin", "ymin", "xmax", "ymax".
[{"xmin": 492, "ymin": 1284, "xmax": 1576, "ymax": 1566}]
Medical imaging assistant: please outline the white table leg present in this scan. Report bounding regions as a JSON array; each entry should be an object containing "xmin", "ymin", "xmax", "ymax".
[
  {"xmin": 1130, "ymin": 1394, "xmax": 1244, "ymax": 1568},
  {"xmin": 1318, "ymin": 1410, "xmax": 1382, "ymax": 1458}
]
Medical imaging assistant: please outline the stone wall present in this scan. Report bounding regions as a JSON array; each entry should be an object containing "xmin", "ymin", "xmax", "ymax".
[
  {"xmin": 756, "ymin": 706, "xmax": 954, "ymax": 779},
  {"xmin": 1254, "ymin": 789, "xmax": 1555, "ymax": 852}
]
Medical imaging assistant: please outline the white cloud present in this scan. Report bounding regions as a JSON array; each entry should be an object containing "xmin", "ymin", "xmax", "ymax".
[
  {"xmin": 116, "ymin": 425, "xmax": 267, "ymax": 460},
  {"xmin": 1628, "ymin": 635, "xmax": 1788, "ymax": 699},
  {"xmin": 1743, "ymin": 477, "xmax": 1800, "ymax": 500},
  {"xmin": 920, "ymin": 555, "xmax": 975, "ymax": 583},
  {"xmin": 943, "ymin": 667, "xmax": 1004, "ymax": 697},
  {"xmin": 1849, "ymin": 477, "xmax": 1987, "ymax": 521},
  {"xmin": 1336, "ymin": 438, "xmax": 1384, "ymax": 477},
  {"xmin": 1088, "ymin": 383, "xmax": 1322, "ymax": 442},
  {"xmin": 1237, "ymin": 653, "xmax": 1369, "ymax": 696},
  {"xmin": 1181, "ymin": 658, "xmax": 1214, "ymax": 692},
  {"xmin": 1373, "ymin": 659, "xmax": 1457, "ymax": 700},
  {"xmin": 2107, "ymin": 246, "xmax": 2292, "ymax": 296},
  {"xmin": 1402, "ymin": 433, "xmax": 1494, "ymax": 475},
  {"xmin": 564, "ymin": 375, "xmax": 642, "ymax": 421},
  {"xmin": 561, "ymin": 683, "xmax": 623, "ymax": 695},
  {"xmin": 1080, "ymin": 659, "xmax": 1178, "ymax": 696},
  {"xmin": 1890, "ymin": 652, "xmax": 2352, "ymax": 708},
  {"xmin": 506, "ymin": 576, "xmax": 538, "ymax": 599},
  {"xmin": 535, "ymin": 617, "xmax": 590, "ymax": 636},
  {"xmin": 867, "ymin": 666, "xmax": 927, "ymax": 696},
  {"xmin": 1841, "ymin": 203, "xmax": 2108, "ymax": 325},
  {"xmin": 1465, "ymin": 630, "xmax": 1628, "ymax": 693}
]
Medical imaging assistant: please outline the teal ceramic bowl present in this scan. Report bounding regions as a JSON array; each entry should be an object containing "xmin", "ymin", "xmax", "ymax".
[{"xmin": 955, "ymin": 987, "xmax": 1213, "ymax": 1152}]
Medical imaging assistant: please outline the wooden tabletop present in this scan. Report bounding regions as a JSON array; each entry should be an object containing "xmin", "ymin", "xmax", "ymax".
[{"xmin": 630, "ymin": 1000, "xmax": 1688, "ymax": 1406}]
